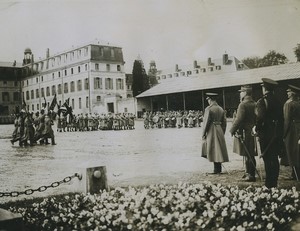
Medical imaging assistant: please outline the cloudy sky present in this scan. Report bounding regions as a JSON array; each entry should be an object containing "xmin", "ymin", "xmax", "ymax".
[{"xmin": 1, "ymin": 0, "xmax": 300, "ymax": 72}]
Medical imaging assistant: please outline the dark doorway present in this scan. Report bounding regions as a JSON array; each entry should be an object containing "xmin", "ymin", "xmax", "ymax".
[{"xmin": 107, "ymin": 103, "xmax": 114, "ymax": 113}]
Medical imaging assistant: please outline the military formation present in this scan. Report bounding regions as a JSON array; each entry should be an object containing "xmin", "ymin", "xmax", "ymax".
[
  {"xmin": 10, "ymin": 77, "xmax": 300, "ymax": 189},
  {"xmin": 10, "ymin": 108, "xmax": 56, "ymax": 147},
  {"xmin": 56, "ymin": 112, "xmax": 136, "ymax": 132},
  {"xmin": 202, "ymin": 78, "xmax": 300, "ymax": 189},
  {"xmin": 143, "ymin": 110, "xmax": 203, "ymax": 129}
]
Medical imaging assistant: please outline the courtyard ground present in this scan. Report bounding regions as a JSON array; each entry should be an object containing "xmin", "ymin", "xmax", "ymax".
[{"xmin": 0, "ymin": 119, "xmax": 298, "ymax": 204}]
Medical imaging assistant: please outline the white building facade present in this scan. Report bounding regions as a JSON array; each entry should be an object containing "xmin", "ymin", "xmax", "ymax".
[{"xmin": 21, "ymin": 43, "xmax": 130, "ymax": 115}]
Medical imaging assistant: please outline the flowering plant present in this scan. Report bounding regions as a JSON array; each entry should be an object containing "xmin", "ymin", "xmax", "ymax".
[{"xmin": 7, "ymin": 182, "xmax": 300, "ymax": 230}]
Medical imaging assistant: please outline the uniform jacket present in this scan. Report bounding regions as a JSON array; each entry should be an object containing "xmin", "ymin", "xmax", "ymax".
[
  {"xmin": 256, "ymin": 92, "xmax": 284, "ymax": 157},
  {"xmin": 230, "ymin": 95, "xmax": 257, "ymax": 156},
  {"xmin": 283, "ymin": 97, "xmax": 300, "ymax": 167},
  {"xmin": 202, "ymin": 101, "xmax": 229, "ymax": 163}
]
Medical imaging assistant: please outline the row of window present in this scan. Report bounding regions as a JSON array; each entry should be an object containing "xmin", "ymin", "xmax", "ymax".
[
  {"xmin": 27, "ymin": 96, "xmax": 100, "ymax": 112},
  {"xmin": 23, "ymin": 63, "xmax": 122, "ymax": 86},
  {"xmin": 0, "ymin": 81, "xmax": 18, "ymax": 87},
  {"xmin": 157, "ymin": 65, "xmax": 222, "ymax": 80},
  {"xmin": 1, "ymin": 92, "xmax": 20, "ymax": 102},
  {"xmin": 24, "ymin": 78, "xmax": 124, "ymax": 100}
]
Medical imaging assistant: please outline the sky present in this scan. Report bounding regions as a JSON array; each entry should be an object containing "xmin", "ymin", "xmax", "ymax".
[{"xmin": 0, "ymin": 0, "xmax": 300, "ymax": 73}]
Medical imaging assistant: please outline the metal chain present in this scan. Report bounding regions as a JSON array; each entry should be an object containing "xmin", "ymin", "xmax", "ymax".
[{"xmin": 0, "ymin": 173, "xmax": 82, "ymax": 197}]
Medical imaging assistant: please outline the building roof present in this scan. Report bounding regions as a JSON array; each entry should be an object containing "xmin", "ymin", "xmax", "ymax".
[
  {"xmin": 0, "ymin": 61, "xmax": 23, "ymax": 68},
  {"xmin": 136, "ymin": 62, "xmax": 300, "ymax": 98}
]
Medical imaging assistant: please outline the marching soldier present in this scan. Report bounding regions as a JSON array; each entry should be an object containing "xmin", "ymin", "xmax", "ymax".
[
  {"xmin": 254, "ymin": 78, "xmax": 284, "ymax": 188},
  {"xmin": 283, "ymin": 84, "xmax": 300, "ymax": 180},
  {"xmin": 230, "ymin": 85, "xmax": 257, "ymax": 182},
  {"xmin": 202, "ymin": 93, "xmax": 229, "ymax": 174}
]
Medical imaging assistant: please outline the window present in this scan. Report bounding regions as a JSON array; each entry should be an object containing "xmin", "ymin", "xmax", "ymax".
[
  {"xmin": 37, "ymin": 104, "xmax": 39, "ymax": 111},
  {"xmin": 70, "ymin": 81, "xmax": 75, "ymax": 92},
  {"xmin": 3, "ymin": 81, "xmax": 7, "ymax": 86},
  {"xmin": 77, "ymin": 80, "xmax": 82, "ymax": 91},
  {"xmin": 13, "ymin": 92, "xmax": 19, "ymax": 101},
  {"xmin": 46, "ymin": 87, "xmax": 50, "ymax": 96},
  {"xmin": 31, "ymin": 90, "xmax": 34, "ymax": 99},
  {"xmin": 94, "ymin": 77, "xmax": 102, "ymax": 89},
  {"xmin": 162, "ymin": 75, "xmax": 166, "ymax": 79},
  {"xmin": 105, "ymin": 78, "xmax": 113, "ymax": 90},
  {"xmin": 41, "ymin": 88, "xmax": 45, "ymax": 97},
  {"xmin": 100, "ymin": 47, "xmax": 104, "ymax": 56},
  {"xmin": 64, "ymin": 83, "xmax": 68, "ymax": 93},
  {"xmin": 64, "ymin": 69, "xmax": 67, "ymax": 76},
  {"xmin": 58, "ymin": 84, "xmax": 62, "ymax": 94},
  {"xmin": 78, "ymin": 49, "xmax": 82, "ymax": 58},
  {"xmin": 72, "ymin": 99, "xmax": 75, "ymax": 109},
  {"xmin": 27, "ymin": 80, "xmax": 29, "ymax": 85},
  {"xmin": 106, "ymin": 64, "xmax": 110, "ymax": 71},
  {"xmin": 2, "ymin": 92, "xmax": 9, "ymax": 101},
  {"xmin": 26, "ymin": 91, "xmax": 29, "ymax": 100},
  {"xmin": 79, "ymin": 98, "xmax": 82, "ymax": 109},
  {"xmin": 180, "ymin": 72, "xmax": 185, "ymax": 76},
  {"xmin": 85, "ymin": 64, "xmax": 88, "ymax": 71},
  {"xmin": 36, "ymin": 77, "xmax": 39, "ymax": 83},
  {"xmin": 78, "ymin": 66, "xmax": 81, "ymax": 73},
  {"xmin": 52, "ymin": 73, "xmax": 55, "ymax": 79},
  {"xmin": 84, "ymin": 78, "xmax": 89, "ymax": 90},
  {"xmin": 95, "ymin": 64, "xmax": 99, "ymax": 70},
  {"xmin": 111, "ymin": 48, "xmax": 115, "ymax": 58},
  {"xmin": 84, "ymin": 47, "xmax": 88, "ymax": 56},
  {"xmin": 71, "ymin": 68, "xmax": 73, "ymax": 74},
  {"xmin": 58, "ymin": 72, "xmax": 61, "ymax": 77},
  {"xmin": 168, "ymin": 74, "xmax": 172, "ymax": 78},
  {"xmin": 187, "ymin": 71, "xmax": 192, "ymax": 75},
  {"xmin": 117, "ymin": 65, "xmax": 121, "ymax": 71},
  {"xmin": 52, "ymin": 85, "xmax": 56, "ymax": 95},
  {"xmin": 36, "ymin": 89, "xmax": 39, "ymax": 98},
  {"xmin": 32, "ymin": 104, "xmax": 34, "ymax": 111},
  {"xmin": 86, "ymin": 96, "xmax": 89, "ymax": 108},
  {"xmin": 216, "ymin": 65, "xmax": 221, "ymax": 70},
  {"xmin": 96, "ymin": 96, "xmax": 101, "ymax": 101},
  {"xmin": 14, "ymin": 81, "xmax": 18, "ymax": 87},
  {"xmin": 116, "ymin": 78, "xmax": 124, "ymax": 90},
  {"xmin": 41, "ymin": 76, "xmax": 43, "ymax": 81}
]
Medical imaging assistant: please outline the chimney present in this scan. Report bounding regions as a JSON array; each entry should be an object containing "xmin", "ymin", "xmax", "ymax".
[
  {"xmin": 193, "ymin": 60, "xmax": 198, "ymax": 69},
  {"xmin": 208, "ymin": 58, "xmax": 212, "ymax": 66},
  {"xmin": 46, "ymin": 48, "xmax": 50, "ymax": 58},
  {"xmin": 223, "ymin": 53, "xmax": 228, "ymax": 65}
]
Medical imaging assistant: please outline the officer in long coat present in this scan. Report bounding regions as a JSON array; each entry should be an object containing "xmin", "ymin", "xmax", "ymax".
[
  {"xmin": 230, "ymin": 85, "xmax": 257, "ymax": 182},
  {"xmin": 202, "ymin": 93, "xmax": 229, "ymax": 174},
  {"xmin": 283, "ymin": 84, "xmax": 300, "ymax": 180},
  {"xmin": 254, "ymin": 78, "xmax": 284, "ymax": 188}
]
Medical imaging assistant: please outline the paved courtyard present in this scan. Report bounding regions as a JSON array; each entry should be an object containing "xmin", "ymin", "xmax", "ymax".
[{"xmin": 0, "ymin": 120, "xmax": 296, "ymax": 202}]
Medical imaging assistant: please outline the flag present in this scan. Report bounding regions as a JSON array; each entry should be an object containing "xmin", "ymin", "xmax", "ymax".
[
  {"xmin": 43, "ymin": 96, "xmax": 47, "ymax": 109},
  {"xmin": 58, "ymin": 98, "xmax": 73, "ymax": 120},
  {"xmin": 49, "ymin": 94, "xmax": 57, "ymax": 111}
]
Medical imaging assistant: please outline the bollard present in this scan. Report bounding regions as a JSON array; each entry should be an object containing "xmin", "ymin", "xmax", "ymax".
[
  {"xmin": 78, "ymin": 166, "xmax": 108, "ymax": 194},
  {"xmin": 0, "ymin": 208, "xmax": 24, "ymax": 231}
]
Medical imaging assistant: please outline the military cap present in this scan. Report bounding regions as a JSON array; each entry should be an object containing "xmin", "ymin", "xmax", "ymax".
[
  {"xmin": 287, "ymin": 84, "xmax": 300, "ymax": 94},
  {"xmin": 205, "ymin": 92, "xmax": 218, "ymax": 100},
  {"xmin": 238, "ymin": 85, "xmax": 252, "ymax": 92},
  {"xmin": 261, "ymin": 78, "xmax": 278, "ymax": 90}
]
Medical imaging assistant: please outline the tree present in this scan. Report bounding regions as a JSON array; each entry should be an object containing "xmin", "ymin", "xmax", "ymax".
[
  {"xmin": 132, "ymin": 59, "xmax": 150, "ymax": 97},
  {"xmin": 242, "ymin": 56, "xmax": 262, "ymax": 69},
  {"xmin": 294, "ymin": 43, "xmax": 300, "ymax": 62},
  {"xmin": 242, "ymin": 50, "xmax": 288, "ymax": 69},
  {"xmin": 260, "ymin": 50, "xmax": 288, "ymax": 67}
]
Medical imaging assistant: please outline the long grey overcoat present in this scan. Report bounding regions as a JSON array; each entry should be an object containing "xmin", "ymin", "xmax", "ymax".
[
  {"xmin": 202, "ymin": 102, "xmax": 229, "ymax": 163},
  {"xmin": 230, "ymin": 96, "xmax": 257, "ymax": 157},
  {"xmin": 283, "ymin": 98, "xmax": 300, "ymax": 167}
]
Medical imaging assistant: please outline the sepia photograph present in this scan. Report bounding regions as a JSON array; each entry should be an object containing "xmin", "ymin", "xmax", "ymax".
[{"xmin": 1, "ymin": 0, "xmax": 300, "ymax": 230}]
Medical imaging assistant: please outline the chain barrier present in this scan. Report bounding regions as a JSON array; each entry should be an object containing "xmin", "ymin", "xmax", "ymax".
[{"xmin": 0, "ymin": 173, "xmax": 82, "ymax": 198}]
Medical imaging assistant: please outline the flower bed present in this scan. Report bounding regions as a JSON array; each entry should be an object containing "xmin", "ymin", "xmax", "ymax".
[{"xmin": 6, "ymin": 182, "xmax": 300, "ymax": 231}]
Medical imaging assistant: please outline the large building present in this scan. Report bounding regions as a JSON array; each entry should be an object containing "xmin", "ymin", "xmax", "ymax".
[
  {"xmin": 20, "ymin": 42, "xmax": 131, "ymax": 115},
  {"xmin": 0, "ymin": 61, "xmax": 23, "ymax": 118}
]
